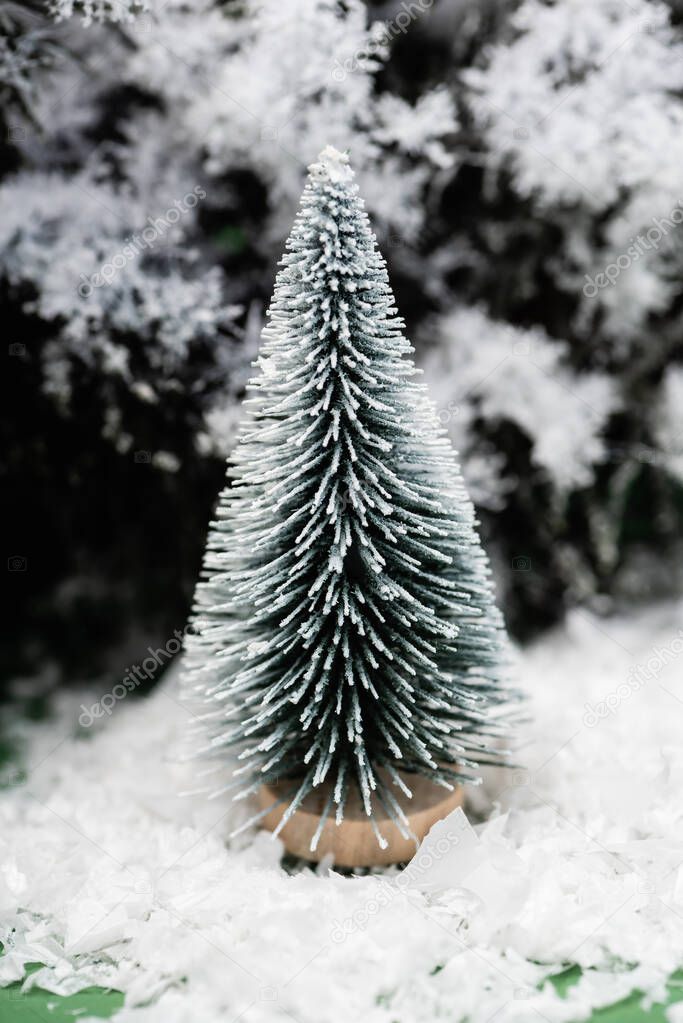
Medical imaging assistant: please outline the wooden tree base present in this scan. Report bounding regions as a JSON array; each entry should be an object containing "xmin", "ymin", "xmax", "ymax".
[{"xmin": 258, "ymin": 771, "xmax": 464, "ymax": 867}]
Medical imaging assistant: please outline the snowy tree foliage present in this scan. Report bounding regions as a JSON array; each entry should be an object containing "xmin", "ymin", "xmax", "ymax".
[
  {"xmin": 184, "ymin": 148, "xmax": 512, "ymax": 846},
  {"xmin": 2, "ymin": 0, "xmax": 456, "ymax": 456},
  {"xmin": 421, "ymin": 308, "xmax": 617, "ymax": 508},
  {"xmin": 49, "ymin": 0, "xmax": 150, "ymax": 24},
  {"xmin": 655, "ymin": 366, "xmax": 683, "ymax": 484},
  {"xmin": 464, "ymin": 0, "xmax": 683, "ymax": 349},
  {"xmin": 6, "ymin": 0, "xmax": 683, "ymax": 687},
  {"xmin": 133, "ymin": 0, "xmax": 457, "ymax": 242},
  {"xmin": 442, "ymin": 0, "xmax": 682, "ymax": 622}
]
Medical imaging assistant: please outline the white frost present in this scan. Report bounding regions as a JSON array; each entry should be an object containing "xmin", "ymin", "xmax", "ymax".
[
  {"xmin": 2, "ymin": 602, "xmax": 683, "ymax": 1020},
  {"xmin": 309, "ymin": 146, "xmax": 354, "ymax": 186}
]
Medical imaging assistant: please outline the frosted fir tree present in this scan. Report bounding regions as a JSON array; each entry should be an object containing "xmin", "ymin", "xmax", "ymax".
[{"xmin": 184, "ymin": 146, "xmax": 513, "ymax": 850}]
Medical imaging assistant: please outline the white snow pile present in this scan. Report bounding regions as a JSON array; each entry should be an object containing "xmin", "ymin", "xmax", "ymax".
[{"xmin": 2, "ymin": 602, "xmax": 683, "ymax": 1022}]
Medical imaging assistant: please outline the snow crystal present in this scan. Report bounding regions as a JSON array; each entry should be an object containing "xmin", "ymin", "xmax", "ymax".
[{"xmin": 2, "ymin": 601, "xmax": 683, "ymax": 1021}]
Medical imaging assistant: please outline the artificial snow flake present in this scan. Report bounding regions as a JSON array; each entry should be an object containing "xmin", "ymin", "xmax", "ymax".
[{"xmin": 3, "ymin": 602, "xmax": 683, "ymax": 1021}]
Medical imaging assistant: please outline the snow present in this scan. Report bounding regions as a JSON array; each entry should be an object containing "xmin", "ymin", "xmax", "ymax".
[
  {"xmin": 49, "ymin": 0, "xmax": 152, "ymax": 25},
  {"xmin": 3, "ymin": 0, "xmax": 455, "ymax": 459},
  {"xmin": 421, "ymin": 307, "xmax": 617, "ymax": 507},
  {"xmin": 2, "ymin": 601, "xmax": 683, "ymax": 1021},
  {"xmin": 464, "ymin": 0, "xmax": 683, "ymax": 349},
  {"xmin": 465, "ymin": 0, "xmax": 683, "ymax": 212},
  {"xmin": 655, "ymin": 366, "xmax": 683, "ymax": 484},
  {"xmin": 308, "ymin": 146, "xmax": 354, "ymax": 186}
]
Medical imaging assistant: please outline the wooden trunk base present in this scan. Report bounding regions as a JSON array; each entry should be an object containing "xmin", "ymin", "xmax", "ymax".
[{"xmin": 258, "ymin": 771, "xmax": 464, "ymax": 867}]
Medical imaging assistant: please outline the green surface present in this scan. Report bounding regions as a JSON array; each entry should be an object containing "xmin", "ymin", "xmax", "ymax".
[
  {"xmin": 549, "ymin": 965, "xmax": 683, "ymax": 1022},
  {"xmin": 1, "ymin": 967, "xmax": 682, "ymax": 1022},
  {"xmin": 0, "ymin": 976, "xmax": 123, "ymax": 1022}
]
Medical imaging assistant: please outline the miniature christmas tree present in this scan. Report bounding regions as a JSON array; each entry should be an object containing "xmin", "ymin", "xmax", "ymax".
[{"xmin": 184, "ymin": 146, "xmax": 513, "ymax": 853}]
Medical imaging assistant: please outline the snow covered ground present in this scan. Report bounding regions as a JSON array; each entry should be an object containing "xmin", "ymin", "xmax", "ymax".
[{"xmin": 2, "ymin": 601, "xmax": 683, "ymax": 1022}]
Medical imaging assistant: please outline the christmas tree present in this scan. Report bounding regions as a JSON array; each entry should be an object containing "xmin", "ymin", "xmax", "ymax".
[{"xmin": 184, "ymin": 146, "xmax": 513, "ymax": 851}]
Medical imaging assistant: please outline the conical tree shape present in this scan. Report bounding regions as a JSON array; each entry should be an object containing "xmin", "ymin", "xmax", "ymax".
[{"xmin": 184, "ymin": 146, "xmax": 513, "ymax": 849}]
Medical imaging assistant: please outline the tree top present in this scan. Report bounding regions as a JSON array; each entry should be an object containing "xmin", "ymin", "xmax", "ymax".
[{"xmin": 308, "ymin": 145, "xmax": 354, "ymax": 186}]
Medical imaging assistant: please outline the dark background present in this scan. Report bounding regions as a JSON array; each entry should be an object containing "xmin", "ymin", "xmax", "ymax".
[{"xmin": 4, "ymin": 0, "xmax": 683, "ymax": 700}]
